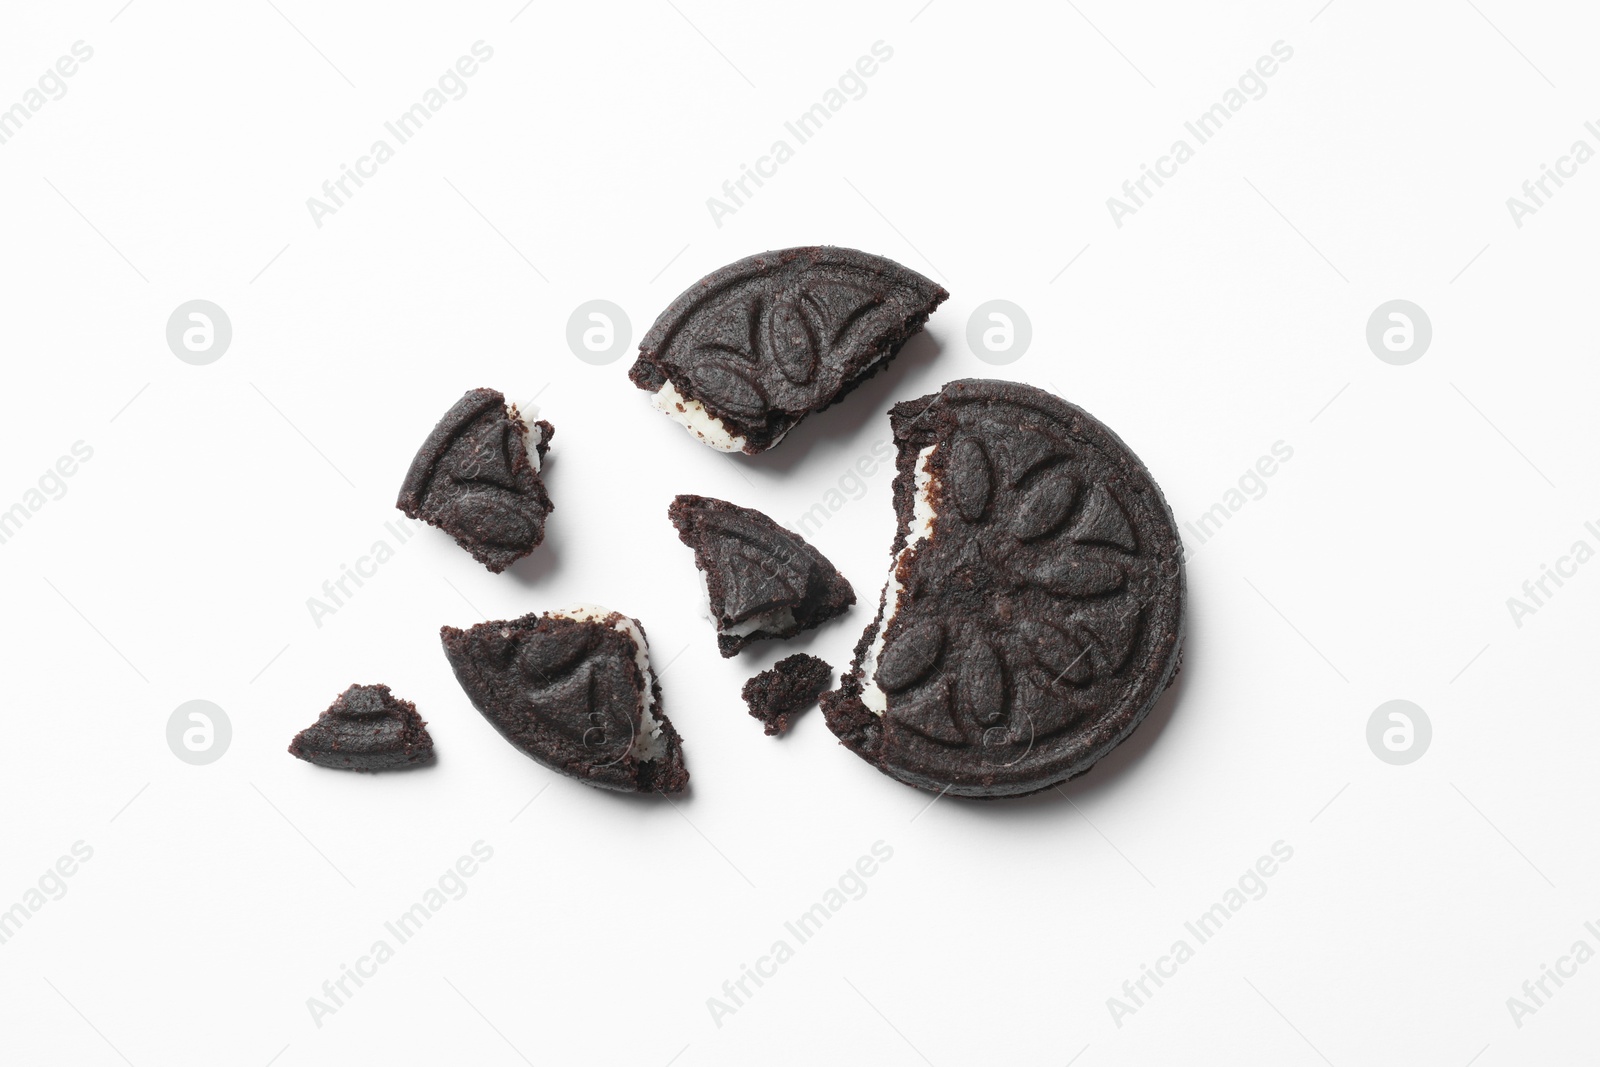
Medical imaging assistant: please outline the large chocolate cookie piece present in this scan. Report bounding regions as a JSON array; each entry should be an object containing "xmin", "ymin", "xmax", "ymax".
[
  {"xmin": 629, "ymin": 247, "xmax": 947, "ymax": 454},
  {"xmin": 397, "ymin": 388, "xmax": 554, "ymax": 573},
  {"xmin": 669, "ymin": 494, "xmax": 855, "ymax": 657},
  {"xmin": 288, "ymin": 684, "xmax": 435, "ymax": 771},
  {"xmin": 742, "ymin": 654, "xmax": 832, "ymax": 736},
  {"xmin": 821, "ymin": 380, "xmax": 1184, "ymax": 799},
  {"xmin": 440, "ymin": 606, "xmax": 688, "ymax": 794}
]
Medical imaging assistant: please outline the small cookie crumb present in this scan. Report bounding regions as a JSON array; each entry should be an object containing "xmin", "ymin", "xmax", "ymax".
[{"xmin": 741, "ymin": 655, "xmax": 833, "ymax": 736}]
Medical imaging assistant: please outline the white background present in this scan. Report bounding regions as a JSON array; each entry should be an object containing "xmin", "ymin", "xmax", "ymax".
[{"xmin": 1, "ymin": 1, "xmax": 1596, "ymax": 1063}]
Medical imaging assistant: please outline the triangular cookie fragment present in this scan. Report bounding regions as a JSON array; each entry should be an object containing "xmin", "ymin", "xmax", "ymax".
[
  {"xmin": 668, "ymin": 495, "xmax": 855, "ymax": 657},
  {"xmin": 396, "ymin": 388, "xmax": 554, "ymax": 573},
  {"xmin": 288, "ymin": 684, "xmax": 435, "ymax": 771},
  {"xmin": 440, "ymin": 606, "xmax": 688, "ymax": 795}
]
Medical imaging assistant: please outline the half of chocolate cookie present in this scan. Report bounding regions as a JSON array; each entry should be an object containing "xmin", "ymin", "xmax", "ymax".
[
  {"xmin": 397, "ymin": 388, "xmax": 554, "ymax": 573},
  {"xmin": 289, "ymin": 684, "xmax": 435, "ymax": 771},
  {"xmin": 821, "ymin": 380, "xmax": 1185, "ymax": 799},
  {"xmin": 441, "ymin": 606, "xmax": 688, "ymax": 794},
  {"xmin": 742, "ymin": 654, "xmax": 832, "ymax": 736},
  {"xmin": 669, "ymin": 494, "xmax": 855, "ymax": 657},
  {"xmin": 629, "ymin": 247, "xmax": 947, "ymax": 454}
]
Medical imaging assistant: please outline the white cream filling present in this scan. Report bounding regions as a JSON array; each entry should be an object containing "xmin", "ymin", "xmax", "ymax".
[
  {"xmin": 547, "ymin": 604, "xmax": 665, "ymax": 762},
  {"xmin": 651, "ymin": 380, "xmax": 748, "ymax": 453},
  {"xmin": 860, "ymin": 445, "xmax": 939, "ymax": 715},
  {"xmin": 513, "ymin": 404, "xmax": 545, "ymax": 472},
  {"xmin": 650, "ymin": 346, "xmax": 900, "ymax": 455},
  {"xmin": 724, "ymin": 606, "xmax": 796, "ymax": 638}
]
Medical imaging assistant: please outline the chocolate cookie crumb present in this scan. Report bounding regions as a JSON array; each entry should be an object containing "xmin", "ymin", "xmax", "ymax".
[{"xmin": 742, "ymin": 654, "xmax": 832, "ymax": 736}]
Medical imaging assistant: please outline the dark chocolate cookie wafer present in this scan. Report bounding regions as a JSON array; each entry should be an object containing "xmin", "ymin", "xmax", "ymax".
[
  {"xmin": 669, "ymin": 494, "xmax": 855, "ymax": 657},
  {"xmin": 630, "ymin": 247, "xmax": 947, "ymax": 454},
  {"xmin": 821, "ymin": 380, "xmax": 1184, "ymax": 798},
  {"xmin": 441, "ymin": 606, "xmax": 688, "ymax": 794},
  {"xmin": 742, "ymin": 654, "xmax": 832, "ymax": 736},
  {"xmin": 397, "ymin": 388, "xmax": 554, "ymax": 573},
  {"xmin": 289, "ymin": 684, "xmax": 435, "ymax": 771}
]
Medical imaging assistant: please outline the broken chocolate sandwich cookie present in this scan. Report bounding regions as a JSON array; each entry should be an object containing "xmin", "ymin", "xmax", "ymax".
[
  {"xmin": 289, "ymin": 684, "xmax": 435, "ymax": 771},
  {"xmin": 441, "ymin": 606, "xmax": 688, "ymax": 795},
  {"xmin": 629, "ymin": 247, "xmax": 947, "ymax": 454},
  {"xmin": 821, "ymin": 379, "xmax": 1185, "ymax": 799},
  {"xmin": 669, "ymin": 494, "xmax": 855, "ymax": 657},
  {"xmin": 397, "ymin": 388, "xmax": 554, "ymax": 573}
]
